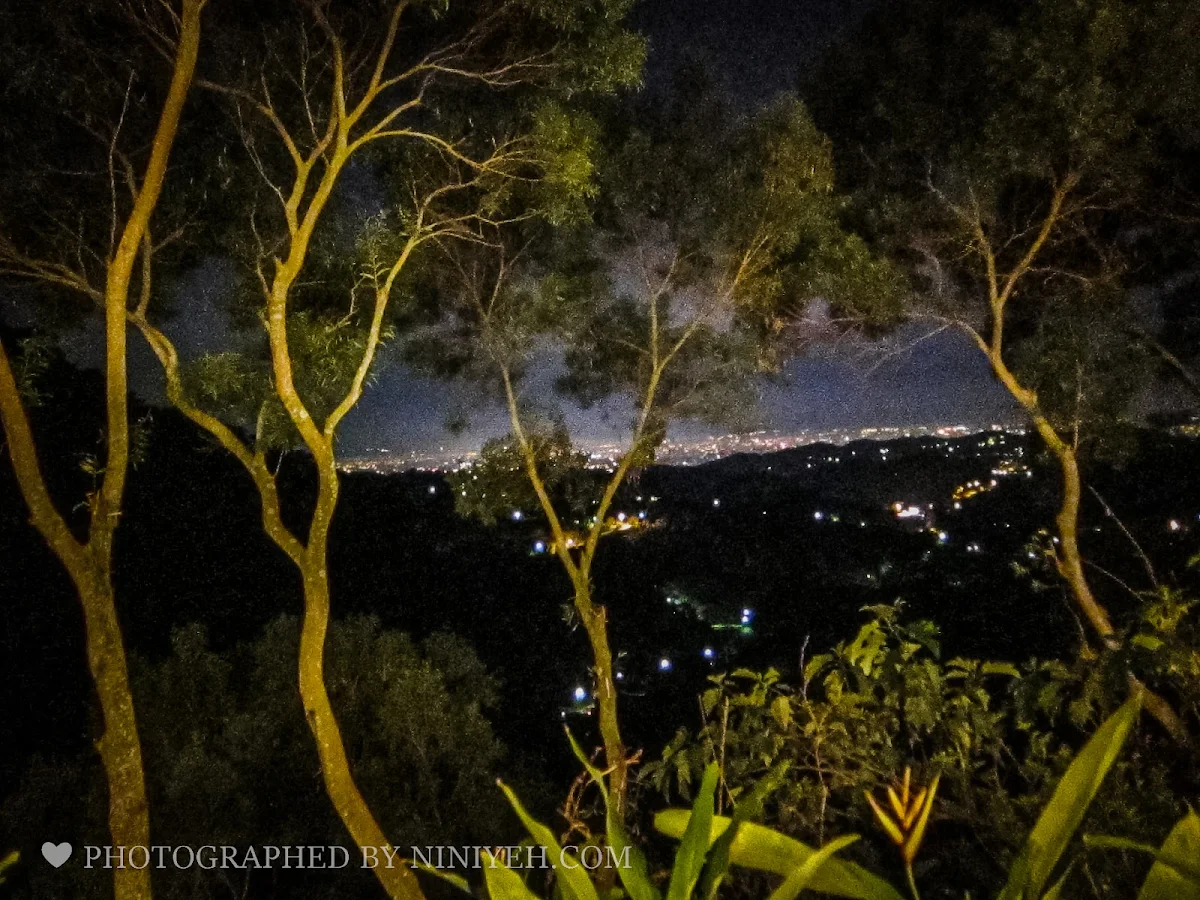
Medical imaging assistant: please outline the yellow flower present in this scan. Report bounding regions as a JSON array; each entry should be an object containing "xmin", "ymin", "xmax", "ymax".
[{"xmin": 865, "ymin": 767, "xmax": 940, "ymax": 865}]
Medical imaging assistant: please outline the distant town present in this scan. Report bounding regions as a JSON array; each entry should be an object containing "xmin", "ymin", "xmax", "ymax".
[{"xmin": 342, "ymin": 423, "xmax": 1027, "ymax": 473}]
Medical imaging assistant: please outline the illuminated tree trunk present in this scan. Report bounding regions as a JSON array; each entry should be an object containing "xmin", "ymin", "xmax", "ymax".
[
  {"xmin": 76, "ymin": 572, "xmax": 151, "ymax": 900},
  {"xmin": 573, "ymin": 576, "xmax": 628, "ymax": 815},
  {"xmin": 988, "ymin": 352, "xmax": 1187, "ymax": 740},
  {"xmin": 0, "ymin": 352, "xmax": 152, "ymax": 900},
  {"xmin": 0, "ymin": 4, "xmax": 204, "ymax": 897},
  {"xmin": 294, "ymin": 458, "xmax": 426, "ymax": 900}
]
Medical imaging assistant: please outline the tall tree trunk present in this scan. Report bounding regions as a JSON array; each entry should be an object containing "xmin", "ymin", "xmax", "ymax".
[
  {"xmin": 573, "ymin": 576, "xmax": 628, "ymax": 815},
  {"xmin": 292, "ymin": 459, "xmax": 425, "ymax": 900},
  {"xmin": 1027, "ymin": 415, "xmax": 1117, "ymax": 643},
  {"xmin": 991, "ymin": 358, "xmax": 1187, "ymax": 739},
  {"xmin": 0, "ymin": 349, "xmax": 152, "ymax": 900},
  {"xmin": 0, "ymin": 5, "xmax": 204, "ymax": 897},
  {"xmin": 75, "ymin": 570, "xmax": 152, "ymax": 900}
]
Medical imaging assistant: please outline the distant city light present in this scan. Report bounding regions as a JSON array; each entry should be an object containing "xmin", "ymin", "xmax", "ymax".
[
  {"xmin": 511, "ymin": 510, "xmax": 523, "ymax": 521},
  {"xmin": 967, "ymin": 542, "xmax": 981, "ymax": 553},
  {"xmin": 573, "ymin": 686, "xmax": 587, "ymax": 702},
  {"xmin": 702, "ymin": 647, "xmax": 715, "ymax": 660},
  {"xmin": 616, "ymin": 671, "xmax": 624, "ymax": 681},
  {"xmin": 813, "ymin": 511, "xmax": 824, "ymax": 521},
  {"xmin": 533, "ymin": 540, "xmax": 546, "ymax": 553},
  {"xmin": 617, "ymin": 512, "xmax": 627, "ymax": 522},
  {"xmin": 658, "ymin": 657, "xmax": 672, "ymax": 672},
  {"xmin": 741, "ymin": 608, "xmax": 754, "ymax": 624},
  {"xmin": 427, "ymin": 485, "xmax": 437, "ymax": 494},
  {"xmin": 712, "ymin": 498, "xmax": 721, "ymax": 508},
  {"xmin": 638, "ymin": 511, "xmax": 647, "ymax": 520},
  {"xmin": 937, "ymin": 531, "xmax": 949, "ymax": 543},
  {"xmin": 1168, "ymin": 519, "xmax": 1181, "ymax": 532}
]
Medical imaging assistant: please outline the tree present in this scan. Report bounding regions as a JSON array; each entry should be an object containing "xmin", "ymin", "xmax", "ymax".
[
  {"xmin": 124, "ymin": 3, "xmax": 642, "ymax": 896},
  {"xmin": 423, "ymin": 80, "xmax": 898, "ymax": 815},
  {"xmin": 4, "ymin": 615, "xmax": 510, "ymax": 899},
  {"xmin": 808, "ymin": 0, "xmax": 1200, "ymax": 739},
  {"xmin": 0, "ymin": 3, "xmax": 206, "ymax": 898}
]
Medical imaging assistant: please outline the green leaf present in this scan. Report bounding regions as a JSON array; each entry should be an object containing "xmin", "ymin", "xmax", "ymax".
[
  {"xmin": 0, "ymin": 850, "xmax": 18, "ymax": 886},
  {"xmin": 1137, "ymin": 810, "xmax": 1200, "ymax": 899},
  {"xmin": 1131, "ymin": 634, "xmax": 1165, "ymax": 651},
  {"xmin": 666, "ymin": 764, "xmax": 719, "ymax": 900},
  {"xmin": 697, "ymin": 763, "xmax": 787, "ymax": 900},
  {"xmin": 413, "ymin": 860, "xmax": 474, "ymax": 895},
  {"xmin": 654, "ymin": 812, "xmax": 904, "ymax": 900},
  {"xmin": 770, "ymin": 695, "xmax": 792, "ymax": 729},
  {"xmin": 1040, "ymin": 859, "xmax": 1077, "ymax": 900},
  {"xmin": 566, "ymin": 729, "xmax": 660, "ymax": 900},
  {"xmin": 767, "ymin": 836, "xmax": 860, "ymax": 900},
  {"xmin": 499, "ymin": 780, "xmax": 600, "ymax": 900},
  {"xmin": 998, "ymin": 692, "xmax": 1141, "ymax": 900},
  {"xmin": 982, "ymin": 661, "xmax": 1023, "ymax": 678},
  {"xmin": 482, "ymin": 851, "xmax": 542, "ymax": 900}
]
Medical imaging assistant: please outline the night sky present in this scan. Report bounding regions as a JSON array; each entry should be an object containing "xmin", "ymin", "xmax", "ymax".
[{"xmin": 2, "ymin": 0, "xmax": 1025, "ymax": 455}]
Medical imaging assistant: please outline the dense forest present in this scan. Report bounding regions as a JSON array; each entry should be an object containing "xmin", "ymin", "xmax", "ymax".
[{"xmin": 1, "ymin": 0, "xmax": 1199, "ymax": 898}]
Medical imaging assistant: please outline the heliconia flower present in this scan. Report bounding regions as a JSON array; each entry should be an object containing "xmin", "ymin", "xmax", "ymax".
[{"xmin": 865, "ymin": 767, "xmax": 940, "ymax": 865}]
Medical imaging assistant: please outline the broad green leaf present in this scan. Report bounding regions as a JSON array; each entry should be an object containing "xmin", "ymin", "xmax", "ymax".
[
  {"xmin": 482, "ymin": 852, "xmax": 542, "ymax": 900},
  {"xmin": 697, "ymin": 763, "xmax": 788, "ymax": 900},
  {"xmin": 1137, "ymin": 810, "xmax": 1200, "ymax": 899},
  {"xmin": 767, "ymin": 835, "xmax": 860, "ymax": 900},
  {"xmin": 654, "ymin": 812, "xmax": 905, "ymax": 900},
  {"xmin": 499, "ymin": 781, "xmax": 599, "ymax": 900},
  {"xmin": 666, "ymin": 764, "xmax": 719, "ymax": 900},
  {"xmin": 998, "ymin": 693, "xmax": 1141, "ymax": 900}
]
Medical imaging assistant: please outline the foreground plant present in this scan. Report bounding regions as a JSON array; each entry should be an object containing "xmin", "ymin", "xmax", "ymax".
[
  {"xmin": 480, "ymin": 690, "xmax": 1197, "ymax": 900},
  {"xmin": 865, "ymin": 768, "xmax": 939, "ymax": 900},
  {"xmin": 457, "ymin": 732, "xmax": 903, "ymax": 900}
]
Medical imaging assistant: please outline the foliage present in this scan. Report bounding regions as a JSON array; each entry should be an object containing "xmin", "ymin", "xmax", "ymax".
[
  {"xmin": 478, "ymin": 695, "xmax": 1196, "ymax": 900},
  {"xmin": 450, "ymin": 426, "xmax": 590, "ymax": 526},
  {"xmin": 1, "ymin": 616, "xmax": 510, "ymax": 899},
  {"xmin": 643, "ymin": 603, "xmax": 1200, "ymax": 897},
  {"xmin": 473, "ymin": 735, "xmax": 897, "ymax": 900}
]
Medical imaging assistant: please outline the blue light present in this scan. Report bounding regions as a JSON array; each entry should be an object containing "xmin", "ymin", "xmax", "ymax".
[
  {"xmin": 573, "ymin": 686, "xmax": 587, "ymax": 702},
  {"xmin": 533, "ymin": 540, "xmax": 546, "ymax": 553},
  {"xmin": 813, "ymin": 511, "xmax": 824, "ymax": 521},
  {"xmin": 702, "ymin": 647, "xmax": 715, "ymax": 660},
  {"xmin": 511, "ymin": 510, "xmax": 524, "ymax": 521},
  {"xmin": 658, "ymin": 657, "xmax": 672, "ymax": 672}
]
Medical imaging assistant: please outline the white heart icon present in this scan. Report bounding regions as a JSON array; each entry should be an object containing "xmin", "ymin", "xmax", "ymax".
[{"xmin": 42, "ymin": 842, "xmax": 72, "ymax": 868}]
